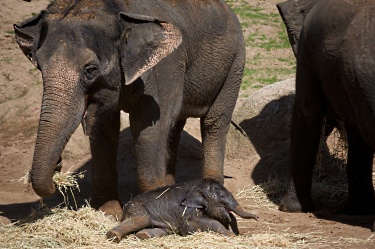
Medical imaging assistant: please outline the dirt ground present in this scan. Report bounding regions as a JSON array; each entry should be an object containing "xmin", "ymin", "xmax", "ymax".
[{"xmin": 0, "ymin": 0, "xmax": 374, "ymax": 248}]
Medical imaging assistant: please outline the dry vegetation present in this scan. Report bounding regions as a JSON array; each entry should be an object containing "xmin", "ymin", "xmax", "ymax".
[
  {"xmin": 0, "ymin": 208, "xmax": 322, "ymax": 249},
  {"xmin": 1, "ymin": 166, "xmax": 374, "ymax": 249},
  {"xmin": 1, "ymin": 129, "xmax": 373, "ymax": 249}
]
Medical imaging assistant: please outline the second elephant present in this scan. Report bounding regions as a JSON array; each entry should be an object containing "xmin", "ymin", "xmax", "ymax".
[{"xmin": 277, "ymin": 0, "xmax": 375, "ymax": 215}]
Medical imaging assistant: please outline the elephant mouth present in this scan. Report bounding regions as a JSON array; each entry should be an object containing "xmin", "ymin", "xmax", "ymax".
[
  {"xmin": 56, "ymin": 157, "xmax": 63, "ymax": 172},
  {"xmin": 223, "ymin": 208, "xmax": 232, "ymax": 222},
  {"xmin": 82, "ymin": 94, "xmax": 96, "ymax": 135},
  {"xmin": 83, "ymin": 95, "xmax": 90, "ymax": 120}
]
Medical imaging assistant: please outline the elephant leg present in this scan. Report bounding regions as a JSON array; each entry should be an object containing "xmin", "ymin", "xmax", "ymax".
[
  {"xmin": 345, "ymin": 126, "xmax": 375, "ymax": 214},
  {"xmin": 135, "ymin": 228, "xmax": 169, "ymax": 240},
  {"xmin": 88, "ymin": 107, "xmax": 122, "ymax": 219},
  {"xmin": 133, "ymin": 135, "xmax": 170, "ymax": 192},
  {"xmin": 191, "ymin": 218, "xmax": 235, "ymax": 236},
  {"xmin": 279, "ymin": 59, "xmax": 324, "ymax": 212},
  {"xmin": 165, "ymin": 119, "xmax": 187, "ymax": 185},
  {"xmin": 130, "ymin": 100, "xmax": 172, "ymax": 192},
  {"xmin": 200, "ymin": 54, "xmax": 243, "ymax": 183},
  {"xmin": 106, "ymin": 215, "xmax": 151, "ymax": 242},
  {"xmin": 200, "ymin": 117, "xmax": 227, "ymax": 183}
]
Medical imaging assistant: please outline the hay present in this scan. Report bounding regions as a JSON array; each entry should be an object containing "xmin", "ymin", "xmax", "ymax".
[
  {"xmin": 1, "ymin": 206, "xmax": 372, "ymax": 249},
  {"xmin": 1, "ymin": 172, "xmax": 373, "ymax": 249},
  {"xmin": 3, "ymin": 121, "xmax": 372, "ymax": 248},
  {"xmin": 52, "ymin": 169, "xmax": 86, "ymax": 209},
  {"xmin": 236, "ymin": 178, "xmax": 286, "ymax": 210},
  {"xmin": 0, "ymin": 217, "xmax": 327, "ymax": 249},
  {"xmin": 1, "ymin": 206, "xmax": 118, "ymax": 248},
  {"xmin": 19, "ymin": 168, "xmax": 86, "ymax": 210},
  {"xmin": 236, "ymin": 125, "xmax": 350, "ymax": 210},
  {"xmin": 237, "ymin": 172, "xmax": 348, "ymax": 211},
  {"xmin": 18, "ymin": 170, "xmax": 31, "ymax": 185}
]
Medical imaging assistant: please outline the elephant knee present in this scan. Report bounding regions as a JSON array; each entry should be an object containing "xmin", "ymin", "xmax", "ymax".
[{"xmin": 293, "ymin": 96, "xmax": 324, "ymax": 129}]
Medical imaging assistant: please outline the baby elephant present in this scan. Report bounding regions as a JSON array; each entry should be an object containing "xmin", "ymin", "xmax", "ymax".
[{"xmin": 107, "ymin": 179, "xmax": 258, "ymax": 241}]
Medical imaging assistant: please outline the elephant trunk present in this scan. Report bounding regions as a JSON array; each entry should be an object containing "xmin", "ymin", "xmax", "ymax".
[
  {"xmin": 227, "ymin": 201, "xmax": 259, "ymax": 220},
  {"xmin": 31, "ymin": 69, "xmax": 84, "ymax": 198}
]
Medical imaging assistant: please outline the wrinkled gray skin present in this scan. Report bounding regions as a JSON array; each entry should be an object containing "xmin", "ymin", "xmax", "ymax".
[
  {"xmin": 106, "ymin": 179, "xmax": 258, "ymax": 241},
  {"xmin": 14, "ymin": 0, "xmax": 244, "ymax": 218},
  {"xmin": 277, "ymin": 0, "xmax": 375, "ymax": 215}
]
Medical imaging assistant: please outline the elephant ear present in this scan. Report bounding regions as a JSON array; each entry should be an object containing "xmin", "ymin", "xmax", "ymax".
[
  {"xmin": 181, "ymin": 185, "xmax": 208, "ymax": 209},
  {"xmin": 119, "ymin": 12, "xmax": 183, "ymax": 85},
  {"xmin": 276, "ymin": 0, "xmax": 317, "ymax": 57},
  {"xmin": 14, "ymin": 11, "xmax": 45, "ymax": 68}
]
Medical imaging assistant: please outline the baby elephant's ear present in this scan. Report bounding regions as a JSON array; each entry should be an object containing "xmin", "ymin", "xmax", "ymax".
[
  {"xmin": 181, "ymin": 185, "xmax": 208, "ymax": 209},
  {"xmin": 119, "ymin": 12, "xmax": 182, "ymax": 85}
]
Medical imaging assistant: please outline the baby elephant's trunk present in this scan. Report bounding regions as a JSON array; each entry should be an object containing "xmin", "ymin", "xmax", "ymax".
[{"xmin": 230, "ymin": 204, "xmax": 259, "ymax": 220}]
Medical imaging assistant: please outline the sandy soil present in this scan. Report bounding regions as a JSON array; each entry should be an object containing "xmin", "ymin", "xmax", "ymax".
[{"xmin": 0, "ymin": 0, "xmax": 374, "ymax": 248}]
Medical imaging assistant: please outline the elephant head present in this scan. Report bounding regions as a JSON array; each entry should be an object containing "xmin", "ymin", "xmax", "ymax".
[
  {"xmin": 182, "ymin": 179, "xmax": 258, "ymax": 228},
  {"xmin": 14, "ymin": 0, "xmax": 182, "ymax": 198}
]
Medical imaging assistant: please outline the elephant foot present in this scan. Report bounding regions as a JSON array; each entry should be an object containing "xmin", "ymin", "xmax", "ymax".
[
  {"xmin": 91, "ymin": 199, "xmax": 123, "ymax": 221},
  {"xmin": 279, "ymin": 193, "xmax": 302, "ymax": 212},
  {"xmin": 279, "ymin": 193, "xmax": 314, "ymax": 213},
  {"xmin": 106, "ymin": 228, "xmax": 123, "ymax": 243},
  {"xmin": 216, "ymin": 229, "xmax": 235, "ymax": 237},
  {"xmin": 344, "ymin": 199, "xmax": 375, "ymax": 215},
  {"xmin": 202, "ymin": 171, "xmax": 224, "ymax": 185},
  {"xmin": 139, "ymin": 177, "xmax": 169, "ymax": 193},
  {"xmin": 135, "ymin": 228, "xmax": 169, "ymax": 240},
  {"xmin": 0, "ymin": 216, "xmax": 12, "ymax": 225},
  {"xmin": 165, "ymin": 174, "xmax": 176, "ymax": 186}
]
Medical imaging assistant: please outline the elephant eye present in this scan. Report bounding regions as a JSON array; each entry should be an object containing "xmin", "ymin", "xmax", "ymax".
[{"xmin": 84, "ymin": 64, "xmax": 99, "ymax": 81}]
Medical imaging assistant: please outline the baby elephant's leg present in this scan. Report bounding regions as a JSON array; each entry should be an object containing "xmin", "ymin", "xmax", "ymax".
[
  {"xmin": 135, "ymin": 228, "xmax": 169, "ymax": 240},
  {"xmin": 106, "ymin": 216, "xmax": 151, "ymax": 242},
  {"xmin": 194, "ymin": 219, "xmax": 235, "ymax": 236}
]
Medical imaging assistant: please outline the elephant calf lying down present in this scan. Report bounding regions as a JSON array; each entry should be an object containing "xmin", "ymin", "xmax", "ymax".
[{"xmin": 107, "ymin": 179, "xmax": 258, "ymax": 241}]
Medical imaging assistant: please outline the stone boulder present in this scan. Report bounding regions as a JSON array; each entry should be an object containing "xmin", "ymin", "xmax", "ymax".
[{"xmin": 226, "ymin": 78, "xmax": 296, "ymax": 184}]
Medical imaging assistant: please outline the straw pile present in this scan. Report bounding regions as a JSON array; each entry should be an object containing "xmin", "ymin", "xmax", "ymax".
[
  {"xmin": 1, "ymin": 129, "xmax": 374, "ymax": 248},
  {"xmin": 1, "ymin": 194, "xmax": 372, "ymax": 249}
]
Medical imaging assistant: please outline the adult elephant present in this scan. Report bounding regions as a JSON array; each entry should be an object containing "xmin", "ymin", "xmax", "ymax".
[
  {"xmin": 14, "ymin": 0, "xmax": 244, "ymax": 218},
  {"xmin": 277, "ymin": 0, "xmax": 375, "ymax": 214}
]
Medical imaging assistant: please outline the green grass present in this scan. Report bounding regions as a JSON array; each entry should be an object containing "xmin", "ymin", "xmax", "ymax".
[
  {"xmin": 0, "ymin": 57, "xmax": 16, "ymax": 63},
  {"xmin": 241, "ymin": 66, "xmax": 295, "ymax": 89},
  {"xmin": 28, "ymin": 68, "xmax": 42, "ymax": 85},
  {"xmin": 227, "ymin": 0, "xmax": 280, "ymax": 25},
  {"xmin": 29, "ymin": 68, "xmax": 39, "ymax": 74},
  {"xmin": 33, "ymin": 80, "xmax": 43, "ymax": 86},
  {"xmin": 257, "ymin": 29, "xmax": 291, "ymax": 50},
  {"xmin": 226, "ymin": 0, "xmax": 296, "ymax": 90}
]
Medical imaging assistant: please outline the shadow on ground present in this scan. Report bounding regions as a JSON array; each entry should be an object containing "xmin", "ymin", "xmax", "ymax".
[
  {"xmin": 237, "ymin": 94, "xmax": 375, "ymax": 231},
  {"xmin": 0, "ymin": 127, "xmax": 204, "ymax": 222}
]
